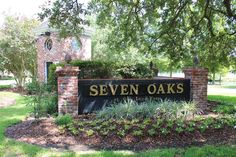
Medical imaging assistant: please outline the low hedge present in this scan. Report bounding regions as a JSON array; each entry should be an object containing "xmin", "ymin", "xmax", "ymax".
[
  {"xmin": 71, "ymin": 60, "xmax": 115, "ymax": 79},
  {"xmin": 48, "ymin": 60, "xmax": 153, "ymax": 90}
]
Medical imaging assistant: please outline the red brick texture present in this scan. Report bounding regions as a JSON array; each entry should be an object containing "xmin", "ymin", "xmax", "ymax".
[
  {"xmin": 56, "ymin": 66, "xmax": 208, "ymax": 115},
  {"xmin": 56, "ymin": 66, "xmax": 80, "ymax": 115},
  {"xmin": 36, "ymin": 33, "xmax": 91, "ymax": 82},
  {"xmin": 183, "ymin": 67, "xmax": 208, "ymax": 110}
]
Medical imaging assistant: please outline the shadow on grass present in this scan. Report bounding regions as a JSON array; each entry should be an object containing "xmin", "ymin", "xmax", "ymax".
[{"xmin": 0, "ymin": 95, "xmax": 48, "ymax": 157}]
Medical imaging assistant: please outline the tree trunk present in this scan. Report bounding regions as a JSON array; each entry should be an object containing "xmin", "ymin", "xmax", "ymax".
[
  {"xmin": 219, "ymin": 73, "xmax": 222, "ymax": 85},
  {"xmin": 169, "ymin": 66, "xmax": 173, "ymax": 77},
  {"xmin": 170, "ymin": 71, "xmax": 173, "ymax": 77},
  {"xmin": 212, "ymin": 72, "xmax": 216, "ymax": 85}
]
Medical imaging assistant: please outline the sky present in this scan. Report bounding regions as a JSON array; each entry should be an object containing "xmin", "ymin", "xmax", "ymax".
[
  {"xmin": 0, "ymin": 0, "xmax": 90, "ymax": 25},
  {"xmin": 0, "ymin": 0, "xmax": 48, "ymax": 25}
]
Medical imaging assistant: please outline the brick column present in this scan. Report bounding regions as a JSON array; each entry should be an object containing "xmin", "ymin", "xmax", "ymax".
[
  {"xmin": 183, "ymin": 67, "xmax": 208, "ymax": 110},
  {"xmin": 56, "ymin": 66, "xmax": 80, "ymax": 115}
]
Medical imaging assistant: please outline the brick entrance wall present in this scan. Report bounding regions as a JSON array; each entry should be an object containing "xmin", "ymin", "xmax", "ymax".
[
  {"xmin": 56, "ymin": 66, "xmax": 80, "ymax": 116},
  {"xmin": 56, "ymin": 66, "xmax": 208, "ymax": 115},
  {"xmin": 183, "ymin": 67, "xmax": 208, "ymax": 110}
]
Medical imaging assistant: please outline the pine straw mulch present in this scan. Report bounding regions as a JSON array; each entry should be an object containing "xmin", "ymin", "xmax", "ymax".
[{"xmin": 5, "ymin": 101, "xmax": 236, "ymax": 152}]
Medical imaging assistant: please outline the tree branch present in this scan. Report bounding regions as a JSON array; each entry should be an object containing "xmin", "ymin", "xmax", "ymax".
[
  {"xmin": 170, "ymin": 0, "xmax": 188, "ymax": 26},
  {"xmin": 223, "ymin": 0, "xmax": 236, "ymax": 20}
]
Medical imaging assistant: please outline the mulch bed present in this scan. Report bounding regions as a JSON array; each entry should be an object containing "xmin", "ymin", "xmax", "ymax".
[
  {"xmin": 5, "ymin": 116, "xmax": 236, "ymax": 151},
  {"xmin": 4, "ymin": 101, "xmax": 236, "ymax": 151}
]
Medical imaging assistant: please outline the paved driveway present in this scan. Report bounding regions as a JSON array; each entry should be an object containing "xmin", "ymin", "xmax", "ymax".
[
  {"xmin": 208, "ymin": 85, "xmax": 236, "ymax": 96},
  {"xmin": 0, "ymin": 80, "xmax": 16, "ymax": 86}
]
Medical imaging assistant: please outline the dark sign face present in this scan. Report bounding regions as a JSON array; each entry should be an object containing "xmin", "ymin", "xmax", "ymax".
[{"xmin": 78, "ymin": 79, "xmax": 191, "ymax": 114}]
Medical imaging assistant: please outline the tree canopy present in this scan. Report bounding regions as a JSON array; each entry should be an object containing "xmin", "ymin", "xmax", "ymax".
[
  {"xmin": 39, "ymin": 0, "xmax": 236, "ymax": 77},
  {"xmin": 0, "ymin": 16, "xmax": 38, "ymax": 87}
]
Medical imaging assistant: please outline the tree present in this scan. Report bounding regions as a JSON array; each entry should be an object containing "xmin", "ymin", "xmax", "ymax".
[
  {"xmin": 0, "ymin": 16, "xmax": 38, "ymax": 87},
  {"xmin": 91, "ymin": 24, "xmax": 151, "ymax": 64},
  {"xmin": 229, "ymin": 51, "xmax": 236, "ymax": 73},
  {"xmin": 198, "ymin": 34, "xmax": 235, "ymax": 83},
  {"xmin": 39, "ymin": 0, "xmax": 236, "ymax": 75}
]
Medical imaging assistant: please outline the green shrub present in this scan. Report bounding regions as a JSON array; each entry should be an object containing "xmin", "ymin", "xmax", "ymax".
[
  {"xmin": 47, "ymin": 60, "xmax": 153, "ymax": 91},
  {"xmin": 96, "ymin": 99, "xmax": 198, "ymax": 120},
  {"xmin": 43, "ymin": 93, "xmax": 58, "ymax": 115},
  {"xmin": 115, "ymin": 63, "xmax": 153, "ymax": 78},
  {"xmin": 26, "ymin": 82, "xmax": 47, "ymax": 119},
  {"xmin": 26, "ymin": 80, "xmax": 58, "ymax": 119},
  {"xmin": 25, "ymin": 79, "xmax": 39, "ymax": 94},
  {"xmin": 55, "ymin": 114, "xmax": 73, "ymax": 126},
  {"xmin": 67, "ymin": 113, "xmax": 236, "ymax": 138},
  {"xmin": 48, "ymin": 63, "xmax": 61, "ymax": 91},
  {"xmin": 71, "ymin": 60, "xmax": 115, "ymax": 79},
  {"xmin": 213, "ymin": 101, "xmax": 236, "ymax": 114},
  {"xmin": 86, "ymin": 129, "xmax": 94, "ymax": 136}
]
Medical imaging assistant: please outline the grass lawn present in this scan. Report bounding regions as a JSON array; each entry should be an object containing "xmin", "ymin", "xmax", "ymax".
[
  {"xmin": 0, "ymin": 92, "xmax": 19, "ymax": 99},
  {"xmin": 208, "ymin": 95, "xmax": 236, "ymax": 104},
  {"xmin": 0, "ymin": 85, "xmax": 11, "ymax": 90},
  {"xmin": 0, "ymin": 92, "xmax": 235, "ymax": 157},
  {"xmin": 208, "ymin": 86, "xmax": 236, "ymax": 104},
  {"xmin": 0, "ymin": 76, "xmax": 14, "ymax": 80}
]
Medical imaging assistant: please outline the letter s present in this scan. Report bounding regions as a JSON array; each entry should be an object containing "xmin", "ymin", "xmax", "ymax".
[
  {"xmin": 90, "ymin": 85, "xmax": 98, "ymax": 96},
  {"xmin": 177, "ymin": 83, "xmax": 184, "ymax": 93}
]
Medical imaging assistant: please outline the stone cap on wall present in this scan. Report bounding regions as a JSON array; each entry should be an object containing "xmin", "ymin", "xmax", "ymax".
[{"xmin": 56, "ymin": 66, "xmax": 80, "ymax": 77}]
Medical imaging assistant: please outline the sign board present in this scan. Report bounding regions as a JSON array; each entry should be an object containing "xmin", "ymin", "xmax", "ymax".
[{"xmin": 78, "ymin": 79, "xmax": 191, "ymax": 114}]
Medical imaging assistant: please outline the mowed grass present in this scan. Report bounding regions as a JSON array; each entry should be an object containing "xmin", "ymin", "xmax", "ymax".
[
  {"xmin": 208, "ymin": 90, "xmax": 236, "ymax": 114},
  {"xmin": 0, "ymin": 91, "xmax": 19, "ymax": 100},
  {"xmin": 0, "ymin": 92, "xmax": 76, "ymax": 157},
  {"xmin": 208, "ymin": 82, "xmax": 236, "ymax": 103},
  {"xmin": 0, "ymin": 92, "xmax": 235, "ymax": 157},
  {"xmin": 0, "ymin": 85, "xmax": 11, "ymax": 90},
  {"xmin": 208, "ymin": 95, "xmax": 236, "ymax": 104}
]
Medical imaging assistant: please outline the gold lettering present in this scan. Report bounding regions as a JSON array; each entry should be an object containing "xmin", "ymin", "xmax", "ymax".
[
  {"xmin": 177, "ymin": 83, "xmax": 184, "ymax": 93},
  {"xmin": 130, "ymin": 84, "xmax": 139, "ymax": 95},
  {"xmin": 109, "ymin": 84, "xmax": 119, "ymax": 96},
  {"xmin": 157, "ymin": 84, "xmax": 165, "ymax": 94},
  {"xmin": 89, "ymin": 85, "xmax": 98, "ymax": 96},
  {"xmin": 147, "ymin": 84, "xmax": 156, "ymax": 95},
  {"xmin": 99, "ymin": 85, "xmax": 108, "ymax": 96},
  {"xmin": 167, "ymin": 84, "xmax": 175, "ymax": 94},
  {"xmin": 120, "ymin": 84, "xmax": 129, "ymax": 95}
]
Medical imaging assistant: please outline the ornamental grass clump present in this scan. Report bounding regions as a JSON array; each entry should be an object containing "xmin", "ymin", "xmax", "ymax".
[
  {"xmin": 154, "ymin": 100, "xmax": 199, "ymax": 120},
  {"xmin": 96, "ymin": 99, "xmax": 152, "ymax": 120},
  {"xmin": 96, "ymin": 98, "xmax": 198, "ymax": 120}
]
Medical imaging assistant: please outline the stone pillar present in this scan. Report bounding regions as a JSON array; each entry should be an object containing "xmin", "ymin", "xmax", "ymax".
[
  {"xmin": 56, "ymin": 66, "xmax": 80, "ymax": 115},
  {"xmin": 183, "ymin": 67, "xmax": 208, "ymax": 110}
]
